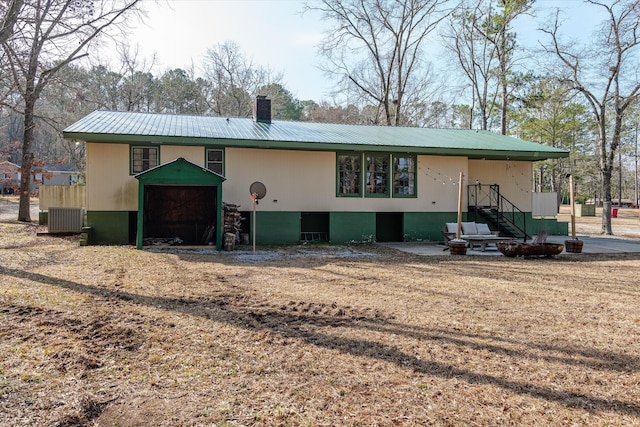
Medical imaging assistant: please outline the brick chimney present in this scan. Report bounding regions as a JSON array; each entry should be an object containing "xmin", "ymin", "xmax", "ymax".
[{"xmin": 254, "ymin": 95, "xmax": 271, "ymax": 123}]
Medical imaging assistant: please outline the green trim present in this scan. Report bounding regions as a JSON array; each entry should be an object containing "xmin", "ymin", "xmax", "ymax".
[
  {"xmin": 364, "ymin": 153, "xmax": 390, "ymax": 198},
  {"xmin": 83, "ymin": 209, "xmax": 568, "ymax": 246},
  {"xmin": 135, "ymin": 158, "xmax": 225, "ymax": 249},
  {"xmin": 336, "ymin": 153, "xmax": 362, "ymax": 197},
  {"xmin": 526, "ymin": 213, "xmax": 569, "ymax": 236},
  {"xmin": 67, "ymin": 133, "xmax": 568, "ymax": 161},
  {"xmin": 329, "ymin": 212, "xmax": 376, "ymax": 243},
  {"xmin": 86, "ymin": 211, "xmax": 131, "ymax": 244},
  {"xmin": 252, "ymin": 211, "xmax": 301, "ymax": 244},
  {"xmin": 403, "ymin": 212, "xmax": 459, "ymax": 242},
  {"xmin": 130, "ymin": 145, "xmax": 160, "ymax": 175},
  {"xmin": 391, "ymin": 154, "xmax": 417, "ymax": 198},
  {"xmin": 337, "ymin": 152, "xmax": 419, "ymax": 199},
  {"xmin": 39, "ymin": 211, "xmax": 48, "ymax": 226},
  {"xmin": 205, "ymin": 147, "xmax": 225, "ymax": 175}
]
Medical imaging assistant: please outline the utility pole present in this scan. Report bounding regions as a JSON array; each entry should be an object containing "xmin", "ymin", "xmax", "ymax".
[{"xmin": 619, "ymin": 144, "xmax": 623, "ymax": 207}]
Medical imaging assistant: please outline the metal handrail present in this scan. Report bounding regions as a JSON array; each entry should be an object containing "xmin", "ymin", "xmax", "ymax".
[{"xmin": 468, "ymin": 184, "xmax": 529, "ymax": 241}]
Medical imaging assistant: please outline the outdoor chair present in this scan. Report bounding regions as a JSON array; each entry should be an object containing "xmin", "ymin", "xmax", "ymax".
[
  {"xmin": 441, "ymin": 228, "xmax": 455, "ymax": 251},
  {"xmin": 531, "ymin": 230, "xmax": 548, "ymax": 244}
]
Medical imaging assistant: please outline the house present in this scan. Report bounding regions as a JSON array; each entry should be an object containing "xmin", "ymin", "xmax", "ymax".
[
  {"xmin": 0, "ymin": 161, "xmax": 20, "ymax": 194},
  {"xmin": 0, "ymin": 160, "xmax": 81, "ymax": 195},
  {"xmin": 62, "ymin": 98, "xmax": 569, "ymax": 249},
  {"xmin": 34, "ymin": 163, "xmax": 83, "ymax": 186}
]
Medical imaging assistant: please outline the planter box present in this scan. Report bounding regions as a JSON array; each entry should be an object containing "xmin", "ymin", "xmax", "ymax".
[
  {"xmin": 449, "ymin": 241, "xmax": 467, "ymax": 256},
  {"xmin": 565, "ymin": 239, "xmax": 584, "ymax": 253}
]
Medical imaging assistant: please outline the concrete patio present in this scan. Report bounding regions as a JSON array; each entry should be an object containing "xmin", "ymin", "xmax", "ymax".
[{"xmin": 379, "ymin": 234, "xmax": 640, "ymax": 256}]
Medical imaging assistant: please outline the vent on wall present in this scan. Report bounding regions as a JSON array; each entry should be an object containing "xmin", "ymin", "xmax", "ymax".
[{"xmin": 48, "ymin": 207, "xmax": 84, "ymax": 233}]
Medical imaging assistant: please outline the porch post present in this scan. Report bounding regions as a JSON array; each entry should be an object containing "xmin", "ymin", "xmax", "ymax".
[
  {"xmin": 216, "ymin": 184, "xmax": 223, "ymax": 250},
  {"xmin": 136, "ymin": 183, "xmax": 144, "ymax": 249}
]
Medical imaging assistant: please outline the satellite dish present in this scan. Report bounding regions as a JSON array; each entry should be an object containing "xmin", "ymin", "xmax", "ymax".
[
  {"xmin": 249, "ymin": 181, "xmax": 267, "ymax": 254},
  {"xmin": 249, "ymin": 181, "xmax": 267, "ymax": 199}
]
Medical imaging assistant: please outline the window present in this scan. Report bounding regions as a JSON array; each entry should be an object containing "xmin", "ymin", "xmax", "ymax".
[
  {"xmin": 131, "ymin": 146, "xmax": 158, "ymax": 173},
  {"xmin": 393, "ymin": 155, "xmax": 416, "ymax": 196},
  {"xmin": 365, "ymin": 154, "xmax": 389, "ymax": 196},
  {"xmin": 337, "ymin": 154, "xmax": 361, "ymax": 196},
  {"xmin": 206, "ymin": 149, "xmax": 224, "ymax": 175},
  {"xmin": 336, "ymin": 152, "xmax": 416, "ymax": 198}
]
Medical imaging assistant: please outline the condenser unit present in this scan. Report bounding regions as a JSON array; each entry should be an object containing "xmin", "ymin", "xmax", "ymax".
[{"xmin": 48, "ymin": 207, "xmax": 84, "ymax": 233}]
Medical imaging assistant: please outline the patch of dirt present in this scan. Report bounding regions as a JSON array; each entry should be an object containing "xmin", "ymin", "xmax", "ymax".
[{"xmin": 1, "ymin": 213, "xmax": 640, "ymax": 426}]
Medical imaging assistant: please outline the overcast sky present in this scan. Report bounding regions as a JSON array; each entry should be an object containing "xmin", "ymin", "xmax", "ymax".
[{"xmin": 98, "ymin": 0, "xmax": 601, "ymax": 103}]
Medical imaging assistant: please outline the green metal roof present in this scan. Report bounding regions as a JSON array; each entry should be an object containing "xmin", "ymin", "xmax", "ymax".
[{"xmin": 63, "ymin": 110, "xmax": 569, "ymax": 161}]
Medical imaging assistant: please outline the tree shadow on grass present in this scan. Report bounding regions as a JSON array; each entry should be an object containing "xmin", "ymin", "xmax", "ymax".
[{"xmin": 2, "ymin": 265, "xmax": 639, "ymax": 417}]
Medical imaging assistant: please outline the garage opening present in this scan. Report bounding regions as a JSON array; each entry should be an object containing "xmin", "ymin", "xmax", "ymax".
[
  {"xmin": 143, "ymin": 185, "xmax": 217, "ymax": 245},
  {"xmin": 376, "ymin": 212, "xmax": 403, "ymax": 242}
]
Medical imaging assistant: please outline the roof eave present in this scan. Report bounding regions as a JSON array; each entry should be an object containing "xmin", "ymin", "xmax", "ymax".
[{"xmin": 63, "ymin": 131, "xmax": 569, "ymax": 162}]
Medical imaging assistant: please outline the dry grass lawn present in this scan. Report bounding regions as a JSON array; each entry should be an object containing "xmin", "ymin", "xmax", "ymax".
[{"xmin": 1, "ymin": 204, "xmax": 640, "ymax": 426}]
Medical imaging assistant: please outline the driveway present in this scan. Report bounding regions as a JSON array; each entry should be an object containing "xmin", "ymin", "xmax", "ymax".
[{"xmin": 0, "ymin": 197, "xmax": 40, "ymax": 222}]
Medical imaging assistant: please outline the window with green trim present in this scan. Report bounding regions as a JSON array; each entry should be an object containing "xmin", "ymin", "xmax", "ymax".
[
  {"xmin": 393, "ymin": 155, "xmax": 416, "ymax": 196},
  {"xmin": 206, "ymin": 149, "xmax": 224, "ymax": 175},
  {"xmin": 337, "ymin": 152, "xmax": 416, "ymax": 198},
  {"xmin": 337, "ymin": 154, "xmax": 361, "ymax": 196},
  {"xmin": 131, "ymin": 146, "xmax": 158, "ymax": 174},
  {"xmin": 365, "ymin": 154, "xmax": 389, "ymax": 196}
]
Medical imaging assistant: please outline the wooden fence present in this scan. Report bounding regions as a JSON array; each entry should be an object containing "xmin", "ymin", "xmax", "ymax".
[{"xmin": 39, "ymin": 185, "xmax": 86, "ymax": 210}]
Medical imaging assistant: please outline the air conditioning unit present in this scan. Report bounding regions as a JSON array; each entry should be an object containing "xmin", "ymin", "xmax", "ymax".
[{"xmin": 48, "ymin": 207, "xmax": 84, "ymax": 233}]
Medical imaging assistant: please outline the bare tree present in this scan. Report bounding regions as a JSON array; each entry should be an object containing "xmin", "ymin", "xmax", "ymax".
[
  {"xmin": 204, "ymin": 41, "xmax": 281, "ymax": 118},
  {"xmin": 542, "ymin": 0, "xmax": 640, "ymax": 235},
  {"xmin": 442, "ymin": 0, "xmax": 498, "ymax": 130},
  {"xmin": 116, "ymin": 43, "xmax": 157, "ymax": 112},
  {"xmin": 1, "ymin": 0, "xmax": 143, "ymax": 221},
  {"xmin": 0, "ymin": 0, "xmax": 23, "ymax": 44},
  {"xmin": 308, "ymin": 0, "xmax": 450, "ymax": 126}
]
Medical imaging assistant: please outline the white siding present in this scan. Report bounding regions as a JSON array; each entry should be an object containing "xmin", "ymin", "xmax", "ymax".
[
  {"xmin": 468, "ymin": 160, "xmax": 532, "ymax": 211},
  {"xmin": 86, "ymin": 143, "xmax": 138, "ymax": 211},
  {"xmin": 86, "ymin": 143, "xmax": 535, "ymax": 214},
  {"xmin": 224, "ymin": 148, "xmax": 469, "ymax": 212},
  {"xmin": 161, "ymin": 145, "xmax": 204, "ymax": 166}
]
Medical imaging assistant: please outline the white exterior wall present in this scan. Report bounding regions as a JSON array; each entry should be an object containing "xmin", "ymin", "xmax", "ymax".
[
  {"xmin": 86, "ymin": 143, "xmax": 534, "ymax": 213},
  {"xmin": 418, "ymin": 155, "xmax": 468, "ymax": 212},
  {"xmin": 224, "ymin": 148, "xmax": 334, "ymax": 211},
  {"xmin": 86, "ymin": 144, "xmax": 206, "ymax": 211},
  {"xmin": 468, "ymin": 160, "xmax": 533, "ymax": 211},
  {"xmin": 161, "ymin": 145, "xmax": 204, "ymax": 166},
  {"xmin": 86, "ymin": 143, "xmax": 138, "ymax": 211},
  {"xmin": 224, "ymin": 148, "xmax": 468, "ymax": 212}
]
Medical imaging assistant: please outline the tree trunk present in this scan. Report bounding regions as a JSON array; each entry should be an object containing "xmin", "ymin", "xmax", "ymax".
[
  {"xmin": 18, "ymin": 101, "xmax": 35, "ymax": 222},
  {"xmin": 0, "ymin": 0, "xmax": 24, "ymax": 44},
  {"xmin": 501, "ymin": 78, "xmax": 508, "ymax": 135},
  {"xmin": 601, "ymin": 165, "xmax": 613, "ymax": 235}
]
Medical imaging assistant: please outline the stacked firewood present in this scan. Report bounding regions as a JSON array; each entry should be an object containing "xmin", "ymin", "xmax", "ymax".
[{"xmin": 223, "ymin": 202, "xmax": 244, "ymax": 243}]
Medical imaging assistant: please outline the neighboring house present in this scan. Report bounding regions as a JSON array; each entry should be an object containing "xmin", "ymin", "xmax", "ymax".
[
  {"xmin": 34, "ymin": 163, "xmax": 83, "ymax": 187},
  {"xmin": 0, "ymin": 160, "xmax": 81, "ymax": 194},
  {"xmin": 0, "ymin": 161, "xmax": 20, "ymax": 194},
  {"xmin": 62, "ymin": 98, "xmax": 569, "ymax": 249}
]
